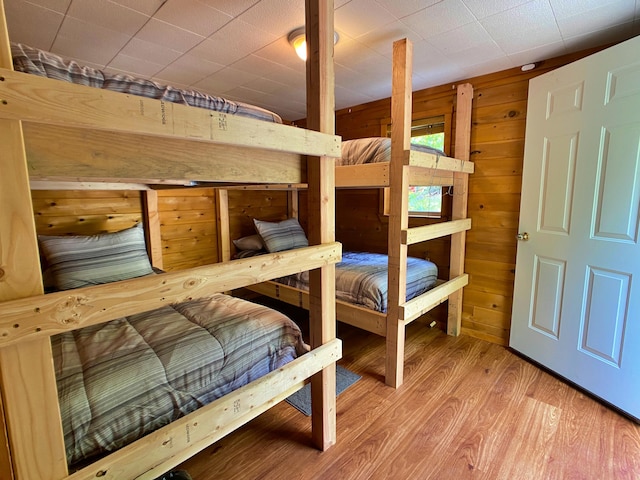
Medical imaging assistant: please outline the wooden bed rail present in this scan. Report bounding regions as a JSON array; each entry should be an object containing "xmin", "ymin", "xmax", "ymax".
[
  {"xmin": 66, "ymin": 338, "xmax": 342, "ymax": 480},
  {"xmin": 0, "ymin": 68, "xmax": 341, "ymax": 160},
  {"xmin": 0, "ymin": 243, "xmax": 342, "ymax": 347}
]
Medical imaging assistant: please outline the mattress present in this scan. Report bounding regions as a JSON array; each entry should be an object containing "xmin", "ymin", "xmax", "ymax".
[
  {"xmin": 338, "ymin": 137, "xmax": 444, "ymax": 165},
  {"xmin": 53, "ymin": 293, "xmax": 306, "ymax": 467},
  {"xmin": 11, "ymin": 43, "xmax": 282, "ymax": 124},
  {"xmin": 277, "ymin": 251, "xmax": 438, "ymax": 313}
]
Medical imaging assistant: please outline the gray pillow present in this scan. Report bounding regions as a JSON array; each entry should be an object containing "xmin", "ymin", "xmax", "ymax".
[
  {"xmin": 232, "ymin": 234, "xmax": 264, "ymax": 251},
  {"xmin": 253, "ymin": 218, "xmax": 309, "ymax": 253},
  {"xmin": 38, "ymin": 223, "xmax": 154, "ymax": 291}
]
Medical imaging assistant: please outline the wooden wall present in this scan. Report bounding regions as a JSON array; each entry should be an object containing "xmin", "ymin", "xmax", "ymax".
[
  {"xmin": 32, "ymin": 187, "xmax": 219, "ymax": 273},
  {"xmin": 157, "ymin": 188, "xmax": 217, "ymax": 270}
]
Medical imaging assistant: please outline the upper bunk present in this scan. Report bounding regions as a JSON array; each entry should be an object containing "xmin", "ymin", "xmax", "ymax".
[
  {"xmin": 334, "ymin": 38, "xmax": 473, "ymax": 189},
  {"xmin": 0, "ymin": 44, "xmax": 340, "ymax": 188}
]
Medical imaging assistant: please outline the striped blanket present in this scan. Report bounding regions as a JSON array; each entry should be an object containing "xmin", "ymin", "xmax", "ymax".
[
  {"xmin": 11, "ymin": 43, "xmax": 282, "ymax": 123},
  {"xmin": 53, "ymin": 293, "xmax": 306, "ymax": 467},
  {"xmin": 277, "ymin": 251, "xmax": 438, "ymax": 313}
]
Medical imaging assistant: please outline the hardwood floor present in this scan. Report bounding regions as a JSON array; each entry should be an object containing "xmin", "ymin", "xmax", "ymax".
[{"xmin": 178, "ymin": 306, "xmax": 640, "ymax": 480}]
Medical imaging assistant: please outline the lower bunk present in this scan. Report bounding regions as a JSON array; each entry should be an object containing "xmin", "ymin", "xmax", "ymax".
[
  {"xmin": 0, "ymin": 221, "xmax": 342, "ymax": 480},
  {"xmin": 224, "ymin": 215, "xmax": 467, "ymax": 387}
]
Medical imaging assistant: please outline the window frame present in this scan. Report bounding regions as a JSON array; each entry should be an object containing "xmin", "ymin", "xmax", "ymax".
[{"xmin": 379, "ymin": 111, "xmax": 452, "ymax": 218}]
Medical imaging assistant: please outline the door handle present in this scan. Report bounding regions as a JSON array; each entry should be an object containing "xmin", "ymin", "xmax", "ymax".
[{"xmin": 516, "ymin": 232, "xmax": 529, "ymax": 241}]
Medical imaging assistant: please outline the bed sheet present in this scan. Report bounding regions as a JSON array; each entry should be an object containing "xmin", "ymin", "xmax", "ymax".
[
  {"xmin": 276, "ymin": 251, "xmax": 438, "ymax": 313},
  {"xmin": 53, "ymin": 293, "xmax": 306, "ymax": 467}
]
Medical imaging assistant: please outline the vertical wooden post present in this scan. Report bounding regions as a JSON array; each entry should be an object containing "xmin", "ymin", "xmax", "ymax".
[
  {"xmin": 0, "ymin": 1, "xmax": 68, "ymax": 477},
  {"xmin": 215, "ymin": 189, "xmax": 231, "ymax": 262},
  {"xmin": 447, "ymin": 83, "xmax": 473, "ymax": 336},
  {"xmin": 287, "ymin": 189, "xmax": 300, "ymax": 219},
  {"xmin": 305, "ymin": 0, "xmax": 337, "ymax": 450},
  {"xmin": 142, "ymin": 189, "xmax": 164, "ymax": 270},
  {"xmin": 386, "ymin": 38, "xmax": 413, "ymax": 388}
]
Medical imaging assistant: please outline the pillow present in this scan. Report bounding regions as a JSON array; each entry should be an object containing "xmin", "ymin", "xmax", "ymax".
[
  {"xmin": 38, "ymin": 223, "xmax": 155, "ymax": 291},
  {"xmin": 232, "ymin": 234, "xmax": 264, "ymax": 251},
  {"xmin": 253, "ymin": 218, "xmax": 309, "ymax": 253}
]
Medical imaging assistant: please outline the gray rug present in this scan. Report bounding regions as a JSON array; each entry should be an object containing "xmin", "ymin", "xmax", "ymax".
[{"xmin": 285, "ymin": 365, "xmax": 361, "ymax": 416}]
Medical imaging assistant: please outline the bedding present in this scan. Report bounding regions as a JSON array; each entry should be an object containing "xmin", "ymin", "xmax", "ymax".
[
  {"xmin": 53, "ymin": 294, "xmax": 307, "ymax": 467},
  {"xmin": 38, "ymin": 226, "xmax": 305, "ymax": 467},
  {"xmin": 253, "ymin": 217, "xmax": 309, "ymax": 253},
  {"xmin": 11, "ymin": 42, "xmax": 282, "ymax": 124},
  {"xmin": 338, "ymin": 137, "xmax": 444, "ymax": 166},
  {"xmin": 276, "ymin": 251, "xmax": 438, "ymax": 313}
]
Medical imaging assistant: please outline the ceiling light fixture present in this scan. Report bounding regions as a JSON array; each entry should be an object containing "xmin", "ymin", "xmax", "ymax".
[{"xmin": 288, "ymin": 27, "xmax": 339, "ymax": 61}]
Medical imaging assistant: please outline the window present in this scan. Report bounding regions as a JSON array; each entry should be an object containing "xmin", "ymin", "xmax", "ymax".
[{"xmin": 381, "ymin": 114, "xmax": 450, "ymax": 218}]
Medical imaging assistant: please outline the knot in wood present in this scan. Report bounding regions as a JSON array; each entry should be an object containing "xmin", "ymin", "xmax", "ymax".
[
  {"xmin": 183, "ymin": 277, "xmax": 201, "ymax": 289},
  {"xmin": 0, "ymin": 267, "xmax": 4, "ymax": 280}
]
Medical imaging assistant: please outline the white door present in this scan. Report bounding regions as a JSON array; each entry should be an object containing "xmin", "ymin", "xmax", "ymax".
[{"xmin": 510, "ymin": 35, "xmax": 640, "ymax": 420}]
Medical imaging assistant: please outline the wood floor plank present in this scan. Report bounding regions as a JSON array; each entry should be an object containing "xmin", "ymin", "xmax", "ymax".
[{"xmin": 177, "ymin": 306, "xmax": 640, "ymax": 480}]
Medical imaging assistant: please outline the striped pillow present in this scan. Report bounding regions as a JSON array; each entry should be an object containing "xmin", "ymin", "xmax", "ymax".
[
  {"xmin": 253, "ymin": 218, "xmax": 309, "ymax": 253},
  {"xmin": 38, "ymin": 224, "xmax": 155, "ymax": 291}
]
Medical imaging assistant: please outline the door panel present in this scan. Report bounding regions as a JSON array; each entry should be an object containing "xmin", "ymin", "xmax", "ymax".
[{"xmin": 511, "ymin": 35, "xmax": 640, "ymax": 420}]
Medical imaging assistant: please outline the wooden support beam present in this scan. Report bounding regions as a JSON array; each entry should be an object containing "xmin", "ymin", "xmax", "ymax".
[
  {"xmin": 409, "ymin": 150, "xmax": 474, "ymax": 173},
  {"xmin": 305, "ymin": 0, "xmax": 339, "ymax": 450},
  {"xmin": 65, "ymin": 339, "xmax": 342, "ymax": 480},
  {"xmin": 0, "ymin": 69, "xmax": 341, "ymax": 159},
  {"xmin": 0, "ymin": 243, "xmax": 342, "ymax": 347},
  {"xmin": 142, "ymin": 189, "xmax": 164, "ymax": 270},
  {"xmin": 447, "ymin": 83, "xmax": 474, "ymax": 336},
  {"xmin": 403, "ymin": 218, "xmax": 472, "ymax": 245},
  {"xmin": 385, "ymin": 37, "xmax": 413, "ymax": 389},
  {"xmin": 401, "ymin": 274, "xmax": 469, "ymax": 323},
  {"xmin": 0, "ymin": 2, "xmax": 67, "ymax": 476}
]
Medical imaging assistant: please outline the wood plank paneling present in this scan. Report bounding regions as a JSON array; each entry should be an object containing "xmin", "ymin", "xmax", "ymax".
[{"xmin": 157, "ymin": 187, "xmax": 218, "ymax": 271}]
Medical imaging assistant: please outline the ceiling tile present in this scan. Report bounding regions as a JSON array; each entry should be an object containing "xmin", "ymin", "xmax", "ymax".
[
  {"xmin": 5, "ymin": 0, "xmax": 64, "ymax": 50},
  {"xmin": 253, "ymin": 36, "xmax": 303, "ymax": 70},
  {"xmin": 135, "ymin": 18, "xmax": 204, "ymax": 53},
  {"xmin": 66, "ymin": 0, "xmax": 150, "ymax": 36},
  {"xmin": 462, "ymin": 0, "xmax": 533, "ymax": 19},
  {"xmin": 550, "ymin": 0, "xmax": 631, "ymax": 19},
  {"xmin": 154, "ymin": 53, "xmax": 225, "ymax": 85},
  {"xmin": 52, "ymin": 16, "xmax": 130, "ymax": 65},
  {"xmin": 481, "ymin": 0, "xmax": 562, "ymax": 54},
  {"xmin": 354, "ymin": 20, "xmax": 424, "ymax": 57},
  {"xmin": 154, "ymin": 0, "xmax": 233, "ymax": 36},
  {"xmin": 14, "ymin": 0, "xmax": 71, "ymax": 14},
  {"xmin": 401, "ymin": 0, "xmax": 476, "ymax": 39},
  {"xmin": 190, "ymin": 19, "xmax": 276, "ymax": 66},
  {"xmin": 563, "ymin": 20, "xmax": 639, "ymax": 51},
  {"xmin": 238, "ymin": 0, "xmax": 306, "ymax": 37},
  {"xmin": 107, "ymin": 52, "xmax": 164, "ymax": 77},
  {"xmin": 194, "ymin": 65, "xmax": 259, "ymax": 94},
  {"xmin": 335, "ymin": 0, "xmax": 400, "ymax": 38},
  {"xmin": 110, "ymin": 0, "xmax": 167, "ymax": 16},
  {"xmin": 198, "ymin": 0, "xmax": 261, "ymax": 18},
  {"xmin": 507, "ymin": 39, "xmax": 567, "ymax": 65},
  {"xmin": 555, "ymin": 1, "xmax": 636, "ymax": 38},
  {"xmin": 427, "ymin": 19, "xmax": 497, "ymax": 55},
  {"xmin": 117, "ymin": 37, "xmax": 182, "ymax": 65},
  {"xmin": 373, "ymin": 0, "xmax": 444, "ymax": 19}
]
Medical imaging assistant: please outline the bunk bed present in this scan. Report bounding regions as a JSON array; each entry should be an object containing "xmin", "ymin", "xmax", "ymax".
[
  {"xmin": 0, "ymin": 1, "xmax": 341, "ymax": 479},
  {"xmin": 222, "ymin": 38, "xmax": 474, "ymax": 389}
]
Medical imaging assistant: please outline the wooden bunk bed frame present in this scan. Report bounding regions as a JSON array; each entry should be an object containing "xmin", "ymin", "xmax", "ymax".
[
  {"xmin": 225, "ymin": 39, "xmax": 474, "ymax": 389},
  {"xmin": 0, "ymin": 1, "xmax": 341, "ymax": 479}
]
